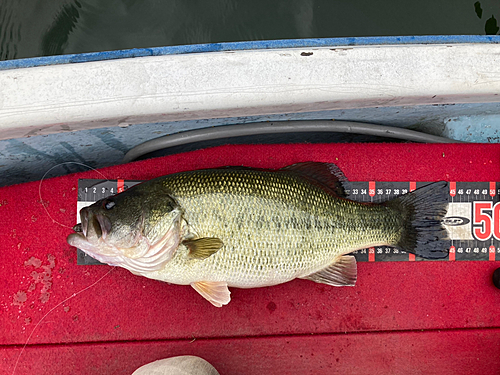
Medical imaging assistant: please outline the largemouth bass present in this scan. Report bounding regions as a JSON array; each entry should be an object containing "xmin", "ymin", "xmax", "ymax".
[{"xmin": 67, "ymin": 162, "xmax": 449, "ymax": 307}]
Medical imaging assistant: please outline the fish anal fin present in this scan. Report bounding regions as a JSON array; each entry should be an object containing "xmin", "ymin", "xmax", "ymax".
[
  {"xmin": 191, "ymin": 281, "xmax": 231, "ymax": 307},
  {"xmin": 281, "ymin": 162, "xmax": 349, "ymax": 197},
  {"xmin": 183, "ymin": 237, "xmax": 223, "ymax": 260},
  {"xmin": 302, "ymin": 255, "xmax": 357, "ymax": 287}
]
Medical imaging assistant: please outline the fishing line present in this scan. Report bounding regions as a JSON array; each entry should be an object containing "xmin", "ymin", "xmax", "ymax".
[
  {"xmin": 10, "ymin": 267, "xmax": 115, "ymax": 375},
  {"xmin": 10, "ymin": 163, "xmax": 112, "ymax": 373},
  {"xmin": 38, "ymin": 162, "xmax": 109, "ymax": 229}
]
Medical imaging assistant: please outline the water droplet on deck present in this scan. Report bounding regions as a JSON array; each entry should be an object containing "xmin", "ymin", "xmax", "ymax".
[
  {"xmin": 266, "ymin": 301, "xmax": 277, "ymax": 313},
  {"xmin": 40, "ymin": 292, "xmax": 50, "ymax": 304},
  {"xmin": 24, "ymin": 257, "xmax": 42, "ymax": 268},
  {"xmin": 12, "ymin": 291, "xmax": 27, "ymax": 306}
]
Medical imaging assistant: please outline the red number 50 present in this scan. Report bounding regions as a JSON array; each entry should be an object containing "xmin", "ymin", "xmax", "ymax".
[{"xmin": 473, "ymin": 201, "xmax": 500, "ymax": 240}]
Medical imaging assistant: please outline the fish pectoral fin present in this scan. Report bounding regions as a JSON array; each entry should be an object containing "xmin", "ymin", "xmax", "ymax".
[
  {"xmin": 302, "ymin": 255, "xmax": 357, "ymax": 287},
  {"xmin": 183, "ymin": 237, "xmax": 223, "ymax": 260},
  {"xmin": 191, "ymin": 281, "xmax": 231, "ymax": 307}
]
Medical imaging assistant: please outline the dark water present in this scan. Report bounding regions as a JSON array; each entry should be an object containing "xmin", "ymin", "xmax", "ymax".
[{"xmin": 0, "ymin": 0, "xmax": 499, "ymax": 60}]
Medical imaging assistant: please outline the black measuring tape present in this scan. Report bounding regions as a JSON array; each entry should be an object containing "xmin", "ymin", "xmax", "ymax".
[{"xmin": 75, "ymin": 179, "xmax": 500, "ymax": 265}]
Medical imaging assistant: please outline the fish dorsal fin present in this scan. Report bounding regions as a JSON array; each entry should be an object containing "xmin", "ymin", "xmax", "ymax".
[
  {"xmin": 302, "ymin": 255, "xmax": 357, "ymax": 286},
  {"xmin": 183, "ymin": 237, "xmax": 223, "ymax": 260},
  {"xmin": 191, "ymin": 281, "xmax": 231, "ymax": 307},
  {"xmin": 281, "ymin": 162, "xmax": 349, "ymax": 197}
]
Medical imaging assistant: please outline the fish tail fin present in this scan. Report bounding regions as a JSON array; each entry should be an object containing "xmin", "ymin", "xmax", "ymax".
[{"xmin": 385, "ymin": 181, "xmax": 449, "ymax": 259}]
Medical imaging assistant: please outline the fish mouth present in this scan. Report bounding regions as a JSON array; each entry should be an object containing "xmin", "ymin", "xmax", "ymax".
[
  {"xmin": 79, "ymin": 208, "xmax": 112, "ymax": 240},
  {"xmin": 67, "ymin": 208, "xmax": 120, "ymax": 264},
  {"xmin": 67, "ymin": 208, "xmax": 116, "ymax": 262}
]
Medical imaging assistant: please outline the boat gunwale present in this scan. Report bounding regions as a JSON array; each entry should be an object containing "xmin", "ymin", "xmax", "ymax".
[{"xmin": 1, "ymin": 35, "xmax": 499, "ymax": 71}]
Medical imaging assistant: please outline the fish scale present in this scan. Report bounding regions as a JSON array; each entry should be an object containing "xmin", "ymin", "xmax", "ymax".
[{"xmin": 145, "ymin": 168, "xmax": 398, "ymax": 288}]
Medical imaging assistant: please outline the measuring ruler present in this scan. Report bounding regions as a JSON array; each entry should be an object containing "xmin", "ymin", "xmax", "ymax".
[{"xmin": 75, "ymin": 179, "xmax": 500, "ymax": 265}]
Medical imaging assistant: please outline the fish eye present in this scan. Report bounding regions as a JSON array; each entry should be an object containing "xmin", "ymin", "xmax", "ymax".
[{"xmin": 102, "ymin": 199, "xmax": 116, "ymax": 210}]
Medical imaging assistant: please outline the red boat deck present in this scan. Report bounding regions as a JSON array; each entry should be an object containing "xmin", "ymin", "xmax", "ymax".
[{"xmin": 1, "ymin": 143, "xmax": 500, "ymax": 375}]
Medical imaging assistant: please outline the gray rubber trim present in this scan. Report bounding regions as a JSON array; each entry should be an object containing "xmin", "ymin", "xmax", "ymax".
[{"xmin": 122, "ymin": 120, "xmax": 462, "ymax": 163}]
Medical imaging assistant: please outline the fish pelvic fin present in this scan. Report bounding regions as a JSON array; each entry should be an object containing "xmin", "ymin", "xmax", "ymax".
[
  {"xmin": 183, "ymin": 237, "xmax": 223, "ymax": 260},
  {"xmin": 191, "ymin": 281, "xmax": 231, "ymax": 307},
  {"xmin": 385, "ymin": 181, "xmax": 449, "ymax": 259},
  {"xmin": 301, "ymin": 255, "xmax": 357, "ymax": 287}
]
